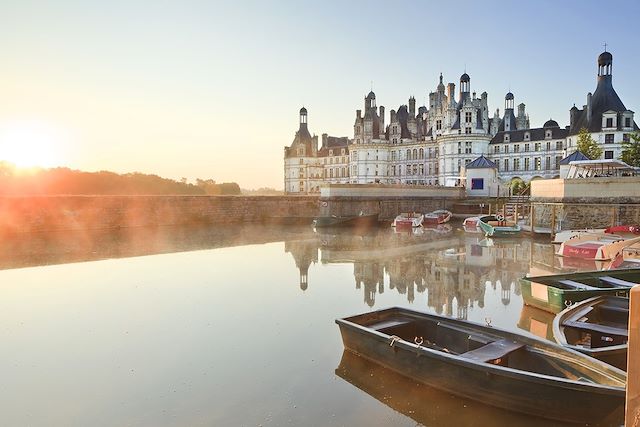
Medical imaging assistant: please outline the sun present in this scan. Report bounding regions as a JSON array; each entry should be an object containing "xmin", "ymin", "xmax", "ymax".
[{"xmin": 0, "ymin": 121, "xmax": 64, "ymax": 168}]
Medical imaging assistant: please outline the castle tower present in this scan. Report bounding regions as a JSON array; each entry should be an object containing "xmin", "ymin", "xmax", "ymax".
[{"xmin": 459, "ymin": 73, "xmax": 470, "ymax": 103}]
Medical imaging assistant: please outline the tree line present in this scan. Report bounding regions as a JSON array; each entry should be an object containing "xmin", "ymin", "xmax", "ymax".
[{"xmin": 0, "ymin": 164, "xmax": 241, "ymax": 195}]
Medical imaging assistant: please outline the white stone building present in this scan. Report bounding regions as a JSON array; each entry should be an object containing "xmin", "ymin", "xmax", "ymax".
[{"xmin": 284, "ymin": 50, "xmax": 638, "ymax": 194}]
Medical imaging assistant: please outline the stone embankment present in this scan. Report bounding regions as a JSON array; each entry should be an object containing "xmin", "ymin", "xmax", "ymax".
[{"xmin": 0, "ymin": 195, "xmax": 319, "ymax": 233}]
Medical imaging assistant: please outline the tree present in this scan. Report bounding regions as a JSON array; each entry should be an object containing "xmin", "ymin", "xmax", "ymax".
[
  {"xmin": 576, "ymin": 128, "xmax": 603, "ymax": 160},
  {"xmin": 621, "ymin": 132, "xmax": 640, "ymax": 167}
]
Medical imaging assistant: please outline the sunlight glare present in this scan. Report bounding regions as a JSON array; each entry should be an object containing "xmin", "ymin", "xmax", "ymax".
[{"xmin": 0, "ymin": 121, "xmax": 65, "ymax": 168}]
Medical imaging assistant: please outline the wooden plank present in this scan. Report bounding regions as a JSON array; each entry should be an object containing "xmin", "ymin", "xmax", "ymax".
[{"xmin": 626, "ymin": 285, "xmax": 640, "ymax": 426}]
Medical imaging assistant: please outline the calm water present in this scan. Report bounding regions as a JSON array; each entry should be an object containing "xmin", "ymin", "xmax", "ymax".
[{"xmin": 0, "ymin": 224, "xmax": 624, "ymax": 426}]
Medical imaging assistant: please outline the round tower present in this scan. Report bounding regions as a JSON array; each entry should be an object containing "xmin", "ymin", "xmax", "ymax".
[{"xmin": 505, "ymin": 92, "xmax": 514, "ymax": 110}]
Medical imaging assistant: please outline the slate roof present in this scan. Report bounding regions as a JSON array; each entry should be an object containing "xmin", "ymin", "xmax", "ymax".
[
  {"xmin": 490, "ymin": 126, "xmax": 568, "ymax": 144},
  {"xmin": 466, "ymin": 155, "xmax": 497, "ymax": 169},
  {"xmin": 559, "ymin": 151, "xmax": 589, "ymax": 165},
  {"xmin": 569, "ymin": 74, "xmax": 638, "ymax": 135}
]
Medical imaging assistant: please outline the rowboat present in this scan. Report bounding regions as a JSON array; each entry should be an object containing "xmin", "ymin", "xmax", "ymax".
[
  {"xmin": 462, "ymin": 216, "xmax": 482, "ymax": 233},
  {"xmin": 312, "ymin": 212, "xmax": 379, "ymax": 228},
  {"xmin": 557, "ymin": 234, "xmax": 640, "ymax": 261},
  {"xmin": 552, "ymin": 225, "xmax": 640, "ymax": 244},
  {"xmin": 336, "ymin": 307, "xmax": 625, "ymax": 424},
  {"xmin": 520, "ymin": 269, "xmax": 640, "ymax": 313},
  {"xmin": 423, "ymin": 209, "xmax": 452, "ymax": 225},
  {"xmin": 553, "ymin": 296, "xmax": 628, "ymax": 371},
  {"xmin": 477, "ymin": 215, "xmax": 521, "ymax": 237},
  {"xmin": 391, "ymin": 212, "xmax": 424, "ymax": 228}
]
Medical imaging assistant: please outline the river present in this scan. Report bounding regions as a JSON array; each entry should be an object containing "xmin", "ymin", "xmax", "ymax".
[{"xmin": 0, "ymin": 224, "xmax": 623, "ymax": 426}]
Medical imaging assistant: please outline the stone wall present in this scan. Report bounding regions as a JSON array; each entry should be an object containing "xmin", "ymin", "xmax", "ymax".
[
  {"xmin": 0, "ymin": 195, "xmax": 320, "ymax": 233},
  {"xmin": 531, "ymin": 176, "xmax": 640, "ymax": 203},
  {"xmin": 320, "ymin": 197, "xmax": 455, "ymax": 220},
  {"xmin": 529, "ymin": 202, "xmax": 640, "ymax": 231}
]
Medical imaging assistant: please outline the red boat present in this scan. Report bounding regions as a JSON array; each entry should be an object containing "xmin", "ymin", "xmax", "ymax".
[
  {"xmin": 423, "ymin": 209, "xmax": 452, "ymax": 225},
  {"xmin": 605, "ymin": 225, "xmax": 640, "ymax": 235},
  {"xmin": 557, "ymin": 234, "xmax": 640, "ymax": 261}
]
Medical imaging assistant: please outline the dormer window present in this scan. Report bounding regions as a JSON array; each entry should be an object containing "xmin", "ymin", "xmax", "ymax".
[
  {"xmin": 625, "ymin": 117, "xmax": 632, "ymax": 128},
  {"xmin": 329, "ymin": 150, "xmax": 333, "ymax": 156},
  {"xmin": 545, "ymin": 130, "xmax": 552, "ymax": 139},
  {"xmin": 504, "ymin": 134, "xmax": 510, "ymax": 143},
  {"xmin": 524, "ymin": 132, "xmax": 530, "ymax": 141}
]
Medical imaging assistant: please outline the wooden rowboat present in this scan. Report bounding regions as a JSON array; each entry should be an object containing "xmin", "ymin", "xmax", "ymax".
[
  {"xmin": 520, "ymin": 269, "xmax": 640, "ymax": 313},
  {"xmin": 557, "ymin": 234, "xmax": 640, "ymax": 261},
  {"xmin": 553, "ymin": 296, "xmax": 628, "ymax": 371},
  {"xmin": 391, "ymin": 212, "xmax": 424, "ymax": 228},
  {"xmin": 336, "ymin": 307, "xmax": 625, "ymax": 424},
  {"xmin": 423, "ymin": 209, "xmax": 452, "ymax": 225},
  {"xmin": 478, "ymin": 215, "xmax": 521, "ymax": 237},
  {"xmin": 312, "ymin": 213, "xmax": 379, "ymax": 228}
]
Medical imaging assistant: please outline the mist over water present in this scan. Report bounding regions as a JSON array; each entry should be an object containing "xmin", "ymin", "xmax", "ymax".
[{"xmin": 0, "ymin": 224, "xmax": 621, "ymax": 426}]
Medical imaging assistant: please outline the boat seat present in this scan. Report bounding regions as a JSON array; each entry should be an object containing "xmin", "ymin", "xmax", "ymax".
[
  {"xmin": 459, "ymin": 339, "xmax": 525, "ymax": 363},
  {"xmin": 599, "ymin": 276, "xmax": 639, "ymax": 288},
  {"xmin": 557, "ymin": 280, "xmax": 600, "ymax": 291},
  {"xmin": 563, "ymin": 320, "xmax": 628, "ymax": 337}
]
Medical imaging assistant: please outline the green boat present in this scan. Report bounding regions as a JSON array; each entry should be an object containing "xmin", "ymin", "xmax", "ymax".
[
  {"xmin": 520, "ymin": 269, "xmax": 640, "ymax": 313},
  {"xmin": 478, "ymin": 215, "xmax": 521, "ymax": 237}
]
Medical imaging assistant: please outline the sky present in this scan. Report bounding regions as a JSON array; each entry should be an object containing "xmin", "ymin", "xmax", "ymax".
[{"xmin": 0, "ymin": 0, "xmax": 639, "ymax": 189}]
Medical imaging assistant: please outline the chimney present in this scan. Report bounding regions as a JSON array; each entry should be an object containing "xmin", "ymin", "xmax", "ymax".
[
  {"xmin": 321, "ymin": 133, "xmax": 328, "ymax": 148},
  {"xmin": 447, "ymin": 83, "xmax": 456, "ymax": 107},
  {"xmin": 409, "ymin": 97, "xmax": 416, "ymax": 117},
  {"xmin": 390, "ymin": 109, "xmax": 397, "ymax": 123},
  {"xmin": 379, "ymin": 105, "xmax": 385, "ymax": 129},
  {"xmin": 356, "ymin": 109, "xmax": 362, "ymax": 119}
]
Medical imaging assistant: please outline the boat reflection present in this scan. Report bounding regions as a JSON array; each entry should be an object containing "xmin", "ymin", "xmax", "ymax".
[
  {"xmin": 335, "ymin": 350, "xmax": 576, "ymax": 427},
  {"xmin": 517, "ymin": 305, "xmax": 557, "ymax": 341}
]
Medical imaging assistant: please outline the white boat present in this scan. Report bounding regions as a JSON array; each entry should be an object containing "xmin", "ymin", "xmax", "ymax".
[
  {"xmin": 552, "ymin": 225, "xmax": 640, "ymax": 244},
  {"xmin": 557, "ymin": 234, "xmax": 640, "ymax": 261},
  {"xmin": 392, "ymin": 212, "xmax": 424, "ymax": 228},
  {"xmin": 462, "ymin": 216, "xmax": 481, "ymax": 233},
  {"xmin": 423, "ymin": 209, "xmax": 452, "ymax": 225}
]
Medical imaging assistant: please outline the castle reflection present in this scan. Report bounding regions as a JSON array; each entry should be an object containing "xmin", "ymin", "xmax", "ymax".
[{"xmin": 285, "ymin": 226, "xmax": 592, "ymax": 319}]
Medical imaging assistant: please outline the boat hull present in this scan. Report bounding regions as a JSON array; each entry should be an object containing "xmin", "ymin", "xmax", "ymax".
[
  {"xmin": 520, "ymin": 269, "xmax": 640, "ymax": 313},
  {"xmin": 337, "ymin": 308, "xmax": 624, "ymax": 424},
  {"xmin": 478, "ymin": 216, "xmax": 522, "ymax": 237}
]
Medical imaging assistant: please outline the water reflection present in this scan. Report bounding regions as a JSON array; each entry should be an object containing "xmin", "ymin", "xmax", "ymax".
[
  {"xmin": 0, "ymin": 223, "xmax": 627, "ymax": 426},
  {"xmin": 335, "ymin": 350, "xmax": 573, "ymax": 427}
]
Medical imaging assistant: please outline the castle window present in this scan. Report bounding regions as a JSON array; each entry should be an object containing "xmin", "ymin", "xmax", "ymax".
[
  {"xmin": 524, "ymin": 132, "xmax": 530, "ymax": 141},
  {"xmin": 606, "ymin": 118, "xmax": 613, "ymax": 128},
  {"xmin": 419, "ymin": 148, "xmax": 424, "ymax": 159},
  {"xmin": 535, "ymin": 157, "xmax": 541, "ymax": 170},
  {"xmin": 524, "ymin": 143, "xmax": 530, "ymax": 152},
  {"xmin": 624, "ymin": 134, "xmax": 631, "ymax": 143},
  {"xmin": 412, "ymin": 149, "xmax": 417, "ymax": 160},
  {"xmin": 513, "ymin": 158, "xmax": 520, "ymax": 170},
  {"xmin": 504, "ymin": 145, "xmax": 509, "ymax": 154},
  {"xmin": 555, "ymin": 156, "xmax": 562, "ymax": 169},
  {"xmin": 605, "ymin": 150, "xmax": 614, "ymax": 159},
  {"xmin": 406, "ymin": 149, "xmax": 411, "ymax": 160},
  {"xmin": 556, "ymin": 141, "xmax": 563, "ymax": 150},
  {"xmin": 514, "ymin": 144, "xmax": 520, "ymax": 153},
  {"xmin": 534, "ymin": 143, "xmax": 541, "ymax": 151},
  {"xmin": 465, "ymin": 142, "xmax": 472, "ymax": 154},
  {"xmin": 465, "ymin": 127, "xmax": 471, "ymax": 134},
  {"xmin": 494, "ymin": 145, "xmax": 500, "ymax": 154},
  {"xmin": 465, "ymin": 112, "xmax": 472, "ymax": 123},
  {"xmin": 458, "ymin": 142, "xmax": 462, "ymax": 154},
  {"xmin": 436, "ymin": 120, "xmax": 442, "ymax": 130},
  {"xmin": 605, "ymin": 134, "xmax": 614, "ymax": 144},
  {"xmin": 341, "ymin": 149, "xmax": 345, "ymax": 155},
  {"xmin": 545, "ymin": 157, "xmax": 551, "ymax": 170},
  {"xmin": 504, "ymin": 134, "xmax": 510, "ymax": 143},
  {"xmin": 545, "ymin": 130, "xmax": 552, "ymax": 139},
  {"xmin": 504, "ymin": 159, "xmax": 509, "ymax": 171},
  {"xmin": 546, "ymin": 142, "xmax": 551, "ymax": 151},
  {"xmin": 625, "ymin": 117, "xmax": 632, "ymax": 128}
]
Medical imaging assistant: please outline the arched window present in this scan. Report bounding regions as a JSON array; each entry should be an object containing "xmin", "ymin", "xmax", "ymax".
[
  {"xmin": 406, "ymin": 149, "xmax": 411, "ymax": 160},
  {"xmin": 419, "ymin": 148, "xmax": 424, "ymax": 159},
  {"xmin": 413, "ymin": 149, "xmax": 417, "ymax": 160}
]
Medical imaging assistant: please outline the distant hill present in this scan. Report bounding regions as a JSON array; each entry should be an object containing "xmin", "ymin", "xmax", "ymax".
[{"xmin": 0, "ymin": 162, "xmax": 241, "ymax": 196}]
